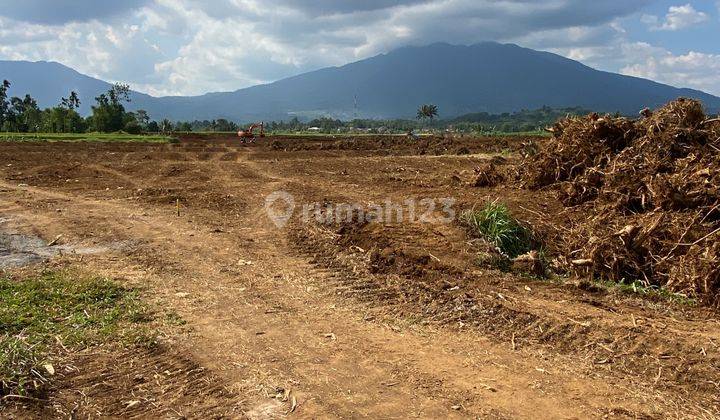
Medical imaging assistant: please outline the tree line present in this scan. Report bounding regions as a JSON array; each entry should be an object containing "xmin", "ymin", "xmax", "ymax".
[
  {"xmin": 256, "ymin": 105, "xmax": 593, "ymax": 134},
  {"xmin": 1, "ymin": 78, "xmax": 592, "ymax": 135},
  {"xmin": 0, "ymin": 80, "xmax": 179, "ymax": 134},
  {"xmin": 259, "ymin": 106, "xmax": 589, "ymax": 134},
  {"xmin": 176, "ymin": 105, "xmax": 591, "ymax": 134}
]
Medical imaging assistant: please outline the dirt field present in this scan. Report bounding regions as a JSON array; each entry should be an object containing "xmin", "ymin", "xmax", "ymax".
[{"xmin": 1, "ymin": 134, "xmax": 719, "ymax": 419}]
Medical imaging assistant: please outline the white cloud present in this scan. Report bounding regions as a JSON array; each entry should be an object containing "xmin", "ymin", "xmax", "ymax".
[
  {"xmin": 1, "ymin": 0, "xmax": 649, "ymax": 95},
  {"xmin": 536, "ymin": 34, "xmax": 720, "ymax": 97},
  {"xmin": 143, "ymin": 0, "xmax": 651, "ymax": 95},
  {"xmin": 643, "ymin": 3, "xmax": 709, "ymax": 31},
  {"xmin": 0, "ymin": 14, "xmax": 158, "ymax": 81},
  {"xmin": 4, "ymin": 0, "xmax": 718, "ymax": 98},
  {"xmin": 620, "ymin": 44, "xmax": 720, "ymax": 94}
]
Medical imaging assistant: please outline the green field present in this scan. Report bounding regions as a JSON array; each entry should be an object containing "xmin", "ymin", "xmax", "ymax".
[{"xmin": 0, "ymin": 132, "xmax": 176, "ymax": 143}]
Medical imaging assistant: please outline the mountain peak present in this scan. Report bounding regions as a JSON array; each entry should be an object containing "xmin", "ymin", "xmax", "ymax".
[{"xmin": 1, "ymin": 43, "xmax": 718, "ymax": 121}]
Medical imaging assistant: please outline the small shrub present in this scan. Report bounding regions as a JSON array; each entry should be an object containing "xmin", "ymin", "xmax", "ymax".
[{"xmin": 460, "ymin": 202, "xmax": 534, "ymax": 258}]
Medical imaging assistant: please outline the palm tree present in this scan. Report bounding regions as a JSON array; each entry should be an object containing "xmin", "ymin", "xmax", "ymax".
[
  {"xmin": 61, "ymin": 91, "xmax": 81, "ymax": 110},
  {"xmin": 160, "ymin": 118, "xmax": 173, "ymax": 134},
  {"xmin": 416, "ymin": 104, "xmax": 438, "ymax": 122}
]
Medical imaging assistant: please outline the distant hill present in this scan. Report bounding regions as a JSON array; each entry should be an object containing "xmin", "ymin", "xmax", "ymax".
[
  {"xmin": 0, "ymin": 60, "xmax": 155, "ymax": 116},
  {"xmin": 2, "ymin": 42, "xmax": 719, "ymax": 122}
]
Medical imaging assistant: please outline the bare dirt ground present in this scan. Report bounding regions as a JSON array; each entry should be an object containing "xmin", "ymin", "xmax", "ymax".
[{"xmin": 1, "ymin": 135, "xmax": 718, "ymax": 419}]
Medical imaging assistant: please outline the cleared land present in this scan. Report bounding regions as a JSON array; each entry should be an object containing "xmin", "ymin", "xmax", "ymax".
[{"xmin": 0, "ymin": 133, "xmax": 718, "ymax": 418}]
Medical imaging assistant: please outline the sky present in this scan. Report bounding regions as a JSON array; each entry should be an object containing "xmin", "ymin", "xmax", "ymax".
[{"xmin": 0, "ymin": 0, "xmax": 718, "ymax": 97}]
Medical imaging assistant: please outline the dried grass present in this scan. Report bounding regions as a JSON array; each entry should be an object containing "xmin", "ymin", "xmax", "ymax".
[{"xmin": 523, "ymin": 98, "xmax": 720, "ymax": 304}]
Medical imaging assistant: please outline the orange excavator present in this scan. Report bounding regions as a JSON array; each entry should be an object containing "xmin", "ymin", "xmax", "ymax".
[{"xmin": 238, "ymin": 122, "xmax": 265, "ymax": 142}]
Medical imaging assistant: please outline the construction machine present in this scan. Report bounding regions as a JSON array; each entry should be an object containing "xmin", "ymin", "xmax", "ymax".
[{"xmin": 238, "ymin": 122, "xmax": 265, "ymax": 142}]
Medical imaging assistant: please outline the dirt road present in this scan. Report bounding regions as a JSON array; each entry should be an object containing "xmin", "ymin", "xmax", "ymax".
[{"xmin": 1, "ymin": 136, "xmax": 718, "ymax": 418}]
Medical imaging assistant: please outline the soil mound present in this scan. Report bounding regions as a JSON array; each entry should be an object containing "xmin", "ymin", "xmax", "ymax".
[
  {"xmin": 523, "ymin": 99, "xmax": 720, "ymax": 303},
  {"xmin": 471, "ymin": 162, "xmax": 505, "ymax": 187}
]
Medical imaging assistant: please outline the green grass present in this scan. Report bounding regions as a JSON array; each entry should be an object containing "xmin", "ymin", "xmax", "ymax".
[
  {"xmin": 172, "ymin": 131, "xmax": 237, "ymax": 136},
  {"xmin": 547, "ymin": 274, "xmax": 697, "ymax": 306},
  {"xmin": 598, "ymin": 279, "xmax": 697, "ymax": 306},
  {"xmin": 0, "ymin": 271, "xmax": 153, "ymax": 397},
  {"xmin": 460, "ymin": 202, "xmax": 535, "ymax": 259},
  {"xmin": 0, "ymin": 132, "xmax": 175, "ymax": 143},
  {"xmin": 476, "ymin": 130, "xmax": 550, "ymax": 137}
]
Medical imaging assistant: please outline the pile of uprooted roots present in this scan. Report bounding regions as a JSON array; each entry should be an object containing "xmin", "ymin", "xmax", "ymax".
[{"xmin": 524, "ymin": 98, "xmax": 720, "ymax": 303}]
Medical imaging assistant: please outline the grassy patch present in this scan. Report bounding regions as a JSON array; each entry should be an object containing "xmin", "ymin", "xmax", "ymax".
[
  {"xmin": 477, "ymin": 130, "xmax": 550, "ymax": 137},
  {"xmin": 0, "ymin": 271, "xmax": 153, "ymax": 397},
  {"xmin": 566, "ymin": 275, "xmax": 696, "ymax": 305},
  {"xmin": 163, "ymin": 311, "xmax": 187, "ymax": 327},
  {"xmin": 174, "ymin": 131, "xmax": 236, "ymax": 135},
  {"xmin": 600, "ymin": 279, "xmax": 696, "ymax": 306},
  {"xmin": 460, "ymin": 202, "xmax": 535, "ymax": 258},
  {"xmin": 0, "ymin": 132, "xmax": 175, "ymax": 143}
]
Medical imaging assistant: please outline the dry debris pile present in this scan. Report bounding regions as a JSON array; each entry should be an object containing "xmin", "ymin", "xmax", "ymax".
[
  {"xmin": 471, "ymin": 162, "xmax": 505, "ymax": 187},
  {"xmin": 524, "ymin": 99, "xmax": 720, "ymax": 303}
]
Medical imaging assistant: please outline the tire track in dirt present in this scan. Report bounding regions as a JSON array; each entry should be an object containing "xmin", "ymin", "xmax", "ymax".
[
  {"xmin": 242, "ymin": 148, "xmax": 720, "ymax": 416},
  {"xmin": 41, "ymin": 346, "xmax": 241, "ymax": 418},
  {"xmin": 1, "ymin": 140, "xmax": 718, "ymax": 418},
  {"xmin": 0, "ymin": 162, "xmax": 606, "ymax": 418}
]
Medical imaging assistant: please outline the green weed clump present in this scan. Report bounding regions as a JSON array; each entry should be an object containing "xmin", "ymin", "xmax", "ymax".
[
  {"xmin": 460, "ymin": 202, "xmax": 534, "ymax": 258},
  {"xmin": 0, "ymin": 272, "xmax": 152, "ymax": 397}
]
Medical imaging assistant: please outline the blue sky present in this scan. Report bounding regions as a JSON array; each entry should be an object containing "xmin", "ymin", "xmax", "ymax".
[{"xmin": 0, "ymin": 0, "xmax": 717, "ymax": 97}]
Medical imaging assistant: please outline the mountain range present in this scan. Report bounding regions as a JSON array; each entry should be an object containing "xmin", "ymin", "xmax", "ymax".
[{"xmin": 2, "ymin": 42, "xmax": 719, "ymax": 122}]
